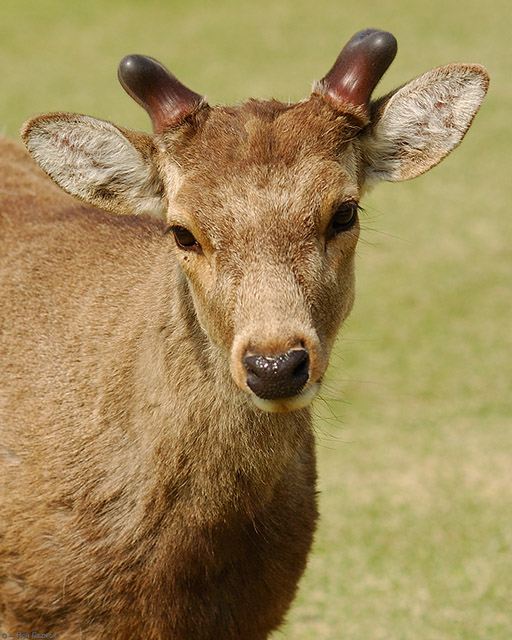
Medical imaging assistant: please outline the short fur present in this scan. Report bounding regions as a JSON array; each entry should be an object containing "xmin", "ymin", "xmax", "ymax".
[{"xmin": 0, "ymin": 35, "xmax": 488, "ymax": 639}]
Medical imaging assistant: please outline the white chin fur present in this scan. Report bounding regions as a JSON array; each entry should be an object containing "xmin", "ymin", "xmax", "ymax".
[{"xmin": 250, "ymin": 383, "xmax": 320, "ymax": 413}]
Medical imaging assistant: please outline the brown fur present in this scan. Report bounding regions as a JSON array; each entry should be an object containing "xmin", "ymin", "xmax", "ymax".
[{"xmin": 0, "ymin": 47, "xmax": 488, "ymax": 639}]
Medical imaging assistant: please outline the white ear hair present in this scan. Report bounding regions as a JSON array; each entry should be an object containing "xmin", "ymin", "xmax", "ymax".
[
  {"xmin": 361, "ymin": 63, "xmax": 489, "ymax": 187},
  {"xmin": 22, "ymin": 114, "xmax": 166, "ymax": 216}
]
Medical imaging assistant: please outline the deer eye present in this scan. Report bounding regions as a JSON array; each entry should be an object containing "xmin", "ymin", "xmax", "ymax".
[
  {"xmin": 171, "ymin": 226, "xmax": 201, "ymax": 252},
  {"xmin": 327, "ymin": 202, "xmax": 359, "ymax": 239}
]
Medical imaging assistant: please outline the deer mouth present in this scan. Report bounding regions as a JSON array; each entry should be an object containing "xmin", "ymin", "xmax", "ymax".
[{"xmin": 248, "ymin": 382, "xmax": 321, "ymax": 413}]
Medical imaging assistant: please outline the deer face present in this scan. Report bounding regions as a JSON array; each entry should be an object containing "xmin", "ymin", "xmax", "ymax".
[
  {"xmin": 22, "ymin": 30, "xmax": 488, "ymax": 412},
  {"xmin": 158, "ymin": 98, "xmax": 363, "ymax": 410}
]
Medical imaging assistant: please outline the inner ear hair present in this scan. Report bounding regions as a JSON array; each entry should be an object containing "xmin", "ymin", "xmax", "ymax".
[
  {"xmin": 22, "ymin": 113, "xmax": 166, "ymax": 217},
  {"xmin": 361, "ymin": 63, "xmax": 489, "ymax": 185}
]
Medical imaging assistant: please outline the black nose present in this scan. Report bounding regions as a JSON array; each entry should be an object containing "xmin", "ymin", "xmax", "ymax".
[{"xmin": 243, "ymin": 348, "xmax": 310, "ymax": 400}]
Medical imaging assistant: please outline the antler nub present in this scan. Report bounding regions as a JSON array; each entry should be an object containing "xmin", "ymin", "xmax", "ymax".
[
  {"xmin": 118, "ymin": 55, "xmax": 205, "ymax": 133},
  {"xmin": 315, "ymin": 29, "xmax": 398, "ymax": 119}
]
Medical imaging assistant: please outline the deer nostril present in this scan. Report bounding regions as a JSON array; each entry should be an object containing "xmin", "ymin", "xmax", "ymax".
[{"xmin": 243, "ymin": 348, "xmax": 310, "ymax": 400}]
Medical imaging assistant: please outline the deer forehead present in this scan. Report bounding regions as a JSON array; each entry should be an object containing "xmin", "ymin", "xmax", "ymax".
[
  {"xmin": 166, "ymin": 98, "xmax": 363, "ymax": 171},
  {"xmin": 161, "ymin": 99, "xmax": 362, "ymax": 243}
]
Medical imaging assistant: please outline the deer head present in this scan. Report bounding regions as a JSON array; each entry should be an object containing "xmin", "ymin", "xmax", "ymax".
[{"xmin": 21, "ymin": 29, "xmax": 488, "ymax": 412}]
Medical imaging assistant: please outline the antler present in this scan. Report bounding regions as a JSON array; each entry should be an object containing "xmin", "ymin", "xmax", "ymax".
[
  {"xmin": 118, "ymin": 55, "xmax": 206, "ymax": 133},
  {"xmin": 314, "ymin": 29, "xmax": 397, "ymax": 120}
]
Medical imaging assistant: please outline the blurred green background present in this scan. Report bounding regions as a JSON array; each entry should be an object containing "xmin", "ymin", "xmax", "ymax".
[{"xmin": 2, "ymin": 0, "xmax": 510, "ymax": 638}]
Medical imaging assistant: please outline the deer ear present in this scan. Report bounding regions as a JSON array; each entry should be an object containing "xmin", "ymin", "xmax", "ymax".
[
  {"xmin": 21, "ymin": 113, "xmax": 166, "ymax": 216},
  {"xmin": 360, "ymin": 64, "xmax": 489, "ymax": 187}
]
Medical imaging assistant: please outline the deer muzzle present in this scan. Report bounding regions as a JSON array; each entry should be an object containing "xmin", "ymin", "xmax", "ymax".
[
  {"xmin": 243, "ymin": 349, "xmax": 310, "ymax": 400},
  {"xmin": 242, "ymin": 348, "xmax": 321, "ymax": 413},
  {"xmin": 228, "ymin": 265, "xmax": 327, "ymax": 412}
]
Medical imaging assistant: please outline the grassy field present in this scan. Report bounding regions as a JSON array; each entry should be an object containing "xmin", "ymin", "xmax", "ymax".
[{"xmin": 2, "ymin": 0, "xmax": 511, "ymax": 638}]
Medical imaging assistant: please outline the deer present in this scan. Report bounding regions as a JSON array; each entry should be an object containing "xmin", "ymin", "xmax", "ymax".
[{"xmin": 0, "ymin": 29, "xmax": 488, "ymax": 639}]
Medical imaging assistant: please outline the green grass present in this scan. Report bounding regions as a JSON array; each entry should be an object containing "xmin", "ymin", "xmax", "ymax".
[{"xmin": 2, "ymin": 0, "xmax": 511, "ymax": 638}]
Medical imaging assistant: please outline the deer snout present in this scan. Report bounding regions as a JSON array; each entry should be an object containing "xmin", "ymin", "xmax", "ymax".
[
  {"xmin": 243, "ymin": 348, "xmax": 310, "ymax": 400},
  {"xmin": 231, "ymin": 330, "xmax": 324, "ymax": 412},
  {"xmin": 229, "ymin": 271, "xmax": 326, "ymax": 412}
]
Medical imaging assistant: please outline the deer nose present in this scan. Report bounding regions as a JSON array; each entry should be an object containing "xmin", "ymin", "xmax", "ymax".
[{"xmin": 242, "ymin": 348, "xmax": 310, "ymax": 400}]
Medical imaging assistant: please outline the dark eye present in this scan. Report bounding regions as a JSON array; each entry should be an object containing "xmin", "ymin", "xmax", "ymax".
[
  {"xmin": 171, "ymin": 226, "xmax": 201, "ymax": 252},
  {"xmin": 327, "ymin": 202, "xmax": 359, "ymax": 239}
]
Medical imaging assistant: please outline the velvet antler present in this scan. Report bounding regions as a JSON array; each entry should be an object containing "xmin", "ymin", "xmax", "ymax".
[
  {"xmin": 314, "ymin": 29, "xmax": 397, "ymax": 120},
  {"xmin": 118, "ymin": 55, "xmax": 206, "ymax": 133}
]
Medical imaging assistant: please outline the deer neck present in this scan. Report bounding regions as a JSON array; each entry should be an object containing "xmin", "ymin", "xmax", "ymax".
[{"xmin": 125, "ymin": 247, "xmax": 314, "ymax": 520}]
